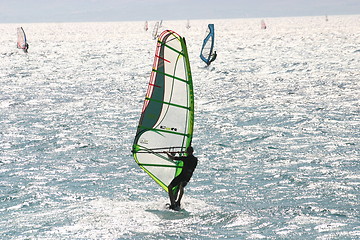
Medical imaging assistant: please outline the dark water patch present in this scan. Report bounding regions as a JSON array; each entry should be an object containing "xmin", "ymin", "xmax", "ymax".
[{"xmin": 215, "ymin": 143, "xmax": 230, "ymax": 148}]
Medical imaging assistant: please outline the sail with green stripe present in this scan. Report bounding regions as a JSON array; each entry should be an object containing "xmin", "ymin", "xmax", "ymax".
[{"xmin": 132, "ymin": 30, "xmax": 194, "ymax": 194}]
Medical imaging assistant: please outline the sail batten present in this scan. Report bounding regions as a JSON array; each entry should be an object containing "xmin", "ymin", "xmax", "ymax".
[
  {"xmin": 138, "ymin": 163, "xmax": 181, "ymax": 168},
  {"xmin": 145, "ymin": 97, "xmax": 191, "ymax": 110},
  {"xmin": 152, "ymin": 69, "xmax": 188, "ymax": 83},
  {"xmin": 135, "ymin": 146, "xmax": 187, "ymax": 152},
  {"xmin": 155, "ymin": 54, "xmax": 171, "ymax": 63},
  {"xmin": 137, "ymin": 125, "xmax": 191, "ymax": 137},
  {"xmin": 158, "ymin": 41, "xmax": 184, "ymax": 56},
  {"xmin": 132, "ymin": 30, "xmax": 194, "ymax": 194}
]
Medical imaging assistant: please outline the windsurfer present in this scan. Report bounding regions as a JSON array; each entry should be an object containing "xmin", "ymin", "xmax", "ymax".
[
  {"xmin": 24, "ymin": 43, "xmax": 29, "ymax": 53},
  {"xmin": 208, "ymin": 51, "xmax": 217, "ymax": 65},
  {"xmin": 166, "ymin": 146, "xmax": 198, "ymax": 210}
]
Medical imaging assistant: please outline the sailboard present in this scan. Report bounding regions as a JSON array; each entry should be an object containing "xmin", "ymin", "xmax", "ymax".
[
  {"xmin": 17, "ymin": 27, "xmax": 28, "ymax": 53},
  {"xmin": 152, "ymin": 22, "xmax": 160, "ymax": 40},
  {"xmin": 132, "ymin": 30, "xmax": 194, "ymax": 195},
  {"xmin": 200, "ymin": 24, "xmax": 215, "ymax": 66}
]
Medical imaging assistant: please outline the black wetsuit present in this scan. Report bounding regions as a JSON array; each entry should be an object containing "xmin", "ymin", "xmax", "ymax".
[
  {"xmin": 170, "ymin": 155, "xmax": 198, "ymax": 187},
  {"xmin": 207, "ymin": 52, "xmax": 217, "ymax": 66},
  {"xmin": 210, "ymin": 52, "xmax": 217, "ymax": 62}
]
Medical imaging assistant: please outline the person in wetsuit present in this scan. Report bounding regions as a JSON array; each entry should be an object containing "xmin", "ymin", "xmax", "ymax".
[
  {"xmin": 166, "ymin": 146, "xmax": 198, "ymax": 210},
  {"xmin": 24, "ymin": 43, "xmax": 29, "ymax": 53},
  {"xmin": 207, "ymin": 51, "xmax": 217, "ymax": 65}
]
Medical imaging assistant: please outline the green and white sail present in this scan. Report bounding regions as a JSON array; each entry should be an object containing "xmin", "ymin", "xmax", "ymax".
[{"xmin": 132, "ymin": 30, "xmax": 194, "ymax": 193}]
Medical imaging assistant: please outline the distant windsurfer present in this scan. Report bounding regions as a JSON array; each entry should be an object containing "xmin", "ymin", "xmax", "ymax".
[
  {"xmin": 208, "ymin": 51, "xmax": 217, "ymax": 66},
  {"xmin": 166, "ymin": 146, "xmax": 198, "ymax": 210},
  {"xmin": 24, "ymin": 43, "xmax": 29, "ymax": 53},
  {"xmin": 18, "ymin": 43, "xmax": 29, "ymax": 53}
]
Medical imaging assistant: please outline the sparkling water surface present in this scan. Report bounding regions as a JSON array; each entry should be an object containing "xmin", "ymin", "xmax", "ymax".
[{"xmin": 0, "ymin": 16, "xmax": 359, "ymax": 239}]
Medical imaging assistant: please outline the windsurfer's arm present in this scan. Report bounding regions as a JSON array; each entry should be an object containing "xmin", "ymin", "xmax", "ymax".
[
  {"xmin": 166, "ymin": 152, "xmax": 178, "ymax": 161},
  {"xmin": 166, "ymin": 152, "xmax": 174, "ymax": 159}
]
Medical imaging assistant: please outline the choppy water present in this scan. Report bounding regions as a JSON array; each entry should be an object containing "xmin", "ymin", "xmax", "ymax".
[{"xmin": 1, "ymin": 15, "xmax": 359, "ymax": 239}]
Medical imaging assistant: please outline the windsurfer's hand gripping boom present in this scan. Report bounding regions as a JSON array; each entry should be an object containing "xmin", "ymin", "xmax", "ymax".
[{"xmin": 165, "ymin": 152, "xmax": 176, "ymax": 160}]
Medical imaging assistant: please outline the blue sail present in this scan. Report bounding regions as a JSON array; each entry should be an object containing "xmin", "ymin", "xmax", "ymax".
[{"xmin": 200, "ymin": 24, "xmax": 215, "ymax": 65}]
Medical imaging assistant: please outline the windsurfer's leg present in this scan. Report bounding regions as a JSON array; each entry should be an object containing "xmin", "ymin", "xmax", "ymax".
[
  {"xmin": 168, "ymin": 175, "xmax": 183, "ymax": 207},
  {"xmin": 176, "ymin": 182, "xmax": 185, "ymax": 207},
  {"xmin": 167, "ymin": 184, "xmax": 176, "ymax": 207}
]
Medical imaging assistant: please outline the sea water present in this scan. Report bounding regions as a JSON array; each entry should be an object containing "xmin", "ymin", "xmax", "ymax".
[{"xmin": 0, "ymin": 15, "xmax": 359, "ymax": 239}]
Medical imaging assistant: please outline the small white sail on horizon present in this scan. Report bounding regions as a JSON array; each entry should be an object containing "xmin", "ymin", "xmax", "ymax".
[
  {"xmin": 186, "ymin": 19, "xmax": 191, "ymax": 29},
  {"xmin": 261, "ymin": 19, "xmax": 267, "ymax": 29},
  {"xmin": 152, "ymin": 22, "xmax": 160, "ymax": 40}
]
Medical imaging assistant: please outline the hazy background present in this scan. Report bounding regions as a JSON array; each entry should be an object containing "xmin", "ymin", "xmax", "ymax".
[{"xmin": 1, "ymin": 0, "xmax": 360, "ymax": 23}]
